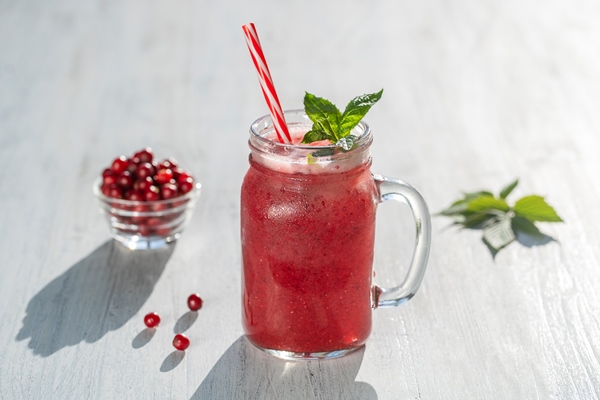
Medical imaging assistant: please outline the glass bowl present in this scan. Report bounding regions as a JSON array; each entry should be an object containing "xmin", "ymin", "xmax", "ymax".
[{"xmin": 93, "ymin": 177, "xmax": 201, "ymax": 249}]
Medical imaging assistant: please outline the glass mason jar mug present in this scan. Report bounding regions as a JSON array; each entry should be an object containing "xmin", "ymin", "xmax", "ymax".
[{"xmin": 241, "ymin": 110, "xmax": 432, "ymax": 360}]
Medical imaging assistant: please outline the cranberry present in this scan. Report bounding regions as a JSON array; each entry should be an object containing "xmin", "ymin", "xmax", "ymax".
[
  {"xmin": 177, "ymin": 171, "xmax": 192, "ymax": 184},
  {"xmin": 125, "ymin": 190, "xmax": 144, "ymax": 201},
  {"xmin": 151, "ymin": 202, "xmax": 168, "ymax": 212},
  {"xmin": 134, "ymin": 176, "xmax": 154, "ymax": 192},
  {"xmin": 172, "ymin": 334, "xmax": 190, "ymax": 351},
  {"xmin": 144, "ymin": 312, "xmax": 160, "ymax": 328},
  {"xmin": 171, "ymin": 167, "xmax": 184, "ymax": 180},
  {"xmin": 144, "ymin": 186, "xmax": 161, "ymax": 201},
  {"xmin": 179, "ymin": 177, "xmax": 194, "ymax": 194},
  {"xmin": 116, "ymin": 171, "xmax": 134, "ymax": 188},
  {"xmin": 107, "ymin": 185, "xmax": 123, "ymax": 199},
  {"xmin": 135, "ymin": 148, "xmax": 154, "ymax": 163},
  {"xmin": 155, "ymin": 168, "xmax": 174, "ymax": 185},
  {"xmin": 187, "ymin": 294, "xmax": 203, "ymax": 311},
  {"xmin": 161, "ymin": 183, "xmax": 179, "ymax": 200},
  {"xmin": 158, "ymin": 158, "xmax": 177, "ymax": 170},
  {"xmin": 137, "ymin": 225, "xmax": 151, "ymax": 236},
  {"xmin": 101, "ymin": 183, "xmax": 112, "ymax": 197},
  {"xmin": 127, "ymin": 157, "xmax": 140, "ymax": 174},
  {"xmin": 102, "ymin": 170, "xmax": 117, "ymax": 185},
  {"xmin": 111, "ymin": 156, "xmax": 129, "ymax": 174},
  {"xmin": 136, "ymin": 162, "xmax": 155, "ymax": 180}
]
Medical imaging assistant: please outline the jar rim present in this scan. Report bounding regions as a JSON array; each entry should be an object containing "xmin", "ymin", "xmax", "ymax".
[{"xmin": 249, "ymin": 109, "xmax": 372, "ymax": 150}]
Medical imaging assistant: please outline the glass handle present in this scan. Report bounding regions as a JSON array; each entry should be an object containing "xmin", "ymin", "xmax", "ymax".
[{"xmin": 373, "ymin": 175, "xmax": 432, "ymax": 308}]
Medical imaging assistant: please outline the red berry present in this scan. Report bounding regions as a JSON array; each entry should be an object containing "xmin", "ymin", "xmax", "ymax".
[
  {"xmin": 144, "ymin": 186, "xmax": 161, "ymax": 201},
  {"xmin": 101, "ymin": 183, "xmax": 112, "ymax": 197},
  {"xmin": 161, "ymin": 183, "xmax": 179, "ymax": 200},
  {"xmin": 179, "ymin": 177, "xmax": 194, "ymax": 195},
  {"xmin": 127, "ymin": 157, "xmax": 140, "ymax": 174},
  {"xmin": 144, "ymin": 312, "xmax": 160, "ymax": 328},
  {"xmin": 173, "ymin": 334, "xmax": 190, "ymax": 351},
  {"xmin": 135, "ymin": 176, "xmax": 154, "ymax": 192},
  {"xmin": 111, "ymin": 156, "xmax": 129, "ymax": 174},
  {"xmin": 116, "ymin": 171, "xmax": 134, "ymax": 188},
  {"xmin": 136, "ymin": 162, "xmax": 155, "ymax": 180},
  {"xmin": 135, "ymin": 148, "xmax": 154, "ymax": 163},
  {"xmin": 137, "ymin": 225, "xmax": 151, "ymax": 236},
  {"xmin": 155, "ymin": 168, "xmax": 174, "ymax": 185},
  {"xmin": 107, "ymin": 184, "xmax": 123, "ymax": 199},
  {"xmin": 102, "ymin": 168, "xmax": 117, "ymax": 185},
  {"xmin": 125, "ymin": 190, "xmax": 144, "ymax": 201},
  {"xmin": 187, "ymin": 294, "xmax": 203, "ymax": 311},
  {"xmin": 177, "ymin": 171, "xmax": 192, "ymax": 184}
]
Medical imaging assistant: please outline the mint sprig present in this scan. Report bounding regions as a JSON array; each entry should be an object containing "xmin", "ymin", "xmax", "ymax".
[
  {"xmin": 302, "ymin": 89, "xmax": 383, "ymax": 149},
  {"xmin": 439, "ymin": 179, "xmax": 564, "ymax": 256}
]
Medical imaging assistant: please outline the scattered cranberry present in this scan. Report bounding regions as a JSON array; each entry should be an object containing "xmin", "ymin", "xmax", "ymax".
[
  {"xmin": 111, "ymin": 156, "xmax": 129, "ymax": 174},
  {"xmin": 155, "ymin": 168, "xmax": 174, "ymax": 185},
  {"xmin": 173, "ymin": 334, "xmax": 190, "ymax": 351},
  {"xmin": 144, "ymin": 312, "xmax": 161, "ymax": 328},
  {"xmin": 187, "ymin": 294, "xmax": 203, "ymax": 311}
]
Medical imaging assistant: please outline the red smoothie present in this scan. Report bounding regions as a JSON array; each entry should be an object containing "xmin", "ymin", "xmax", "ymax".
[{"xmin": 241, "ymin": 149, "xmax": 378, "ymax": 354}]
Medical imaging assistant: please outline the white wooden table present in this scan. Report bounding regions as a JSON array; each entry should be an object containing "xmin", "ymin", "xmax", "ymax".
[{"xmin": 1, "ymin": 0, "xmax": 599, "ymax": 399}]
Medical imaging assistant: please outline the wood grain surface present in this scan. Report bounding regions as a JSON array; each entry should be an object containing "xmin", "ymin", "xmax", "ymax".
[{"xmin": 1, "ymin": 0, "xmax": 599, "ymax": 399}]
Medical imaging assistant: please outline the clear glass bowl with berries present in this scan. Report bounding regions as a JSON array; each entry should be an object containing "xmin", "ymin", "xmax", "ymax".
[{"xmin": 93, "ymin": 148, "xmax": 201, "ymax": 249}]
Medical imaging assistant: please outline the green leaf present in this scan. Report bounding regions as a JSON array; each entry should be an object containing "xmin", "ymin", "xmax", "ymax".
[
  {"xmin": 511, "ymin": 215, "xmax": 543, "ymax": 237},
  {"xmin": 466, "ymin": 196, "xmax": 510, "ymax": 213},
  {"xmin": 482, "ymin": 215, "xmax": 515, "ymax": 251},
  {"xmin": 461, "ymin": 212, "xmax": 498, "ymax": 229},
  {"xmin": 301, "ymin": 128, "xmax": 329, "ymax": 144},
  {"xmin": 335, "ymin": 135, "xmax": 357, "ymax": 151},
  {"xmin": 499, "ymin": 179, "xmax": 519, "ymax": 199},
  {"xmin": 438, "ymin": 191, "xmax": 494, "ymax": 216},
  {"xmin": 514, "ymin": 195, "xmax": 563, "ymax": 222},
  {"xmin": 338, "ymin": 89, "xmax": 383, "ymax": 137},
  {"xmin": 303, "ymin": 92, "xmax": 342, "ymax": 140},
  {"xmin": 463, "ymin": 190, "xmax": 494, "ymax": 199}
]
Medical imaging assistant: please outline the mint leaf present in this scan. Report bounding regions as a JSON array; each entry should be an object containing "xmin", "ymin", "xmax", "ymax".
[
  {"xmin": 335, "ymin": 135, "xmax": 357, "ymax": 151},
  {"xmin": 511, "ymin": 215, "xmax": 543, "ymax": 237},
  {"xmin": 303, "ymin": 92, "xmax": 342, "ymax": 141},
  {"xmin": 499, "ymin": 179, "xmax": 519, "ymax": 199},
  {"xmin": 466, "ymin": 196, "xmax": 510, "ymax": 213},
  {"xmin": 462, "ymin": 212, "xmax": 498, "ymax": 229},
  {"xmin": 483, "ymin": 215, "xmax": 515, "ymax": 252},
  {"xmin": 437, "ymin": 179, "xmax": 563, "ymax": 257},
  {"xmin": 339, "ymin": 89, "xmax": 383, "ymax": 136},
  {"xmin": 301, "ymin": 128, "xmax": 329, "ymax": 144},
  {"xmin": 438, "ymin": 191, "xmax": 495, "ymax": 216},
  {"xmin": 514, "ymin": 195, "xmax": 563, "ymax": 222}
]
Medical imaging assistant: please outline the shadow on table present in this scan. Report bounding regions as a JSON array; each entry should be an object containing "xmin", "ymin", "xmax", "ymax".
[
  {"xmin": 16, "ymin": 240, "xmax": 173, "ymax": 357},
  {"xmin": 191, "ymin": 336, "xmax": 377, "ymax": 400}
]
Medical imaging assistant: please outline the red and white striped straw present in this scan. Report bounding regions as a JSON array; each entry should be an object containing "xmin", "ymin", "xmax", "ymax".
[{"xmin": 242, "ymin": 23, "xmax": 292, "ymax": 144}]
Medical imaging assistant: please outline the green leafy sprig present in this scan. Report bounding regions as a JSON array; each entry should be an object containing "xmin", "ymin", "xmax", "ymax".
[
  {"xmin": 302, "ymin": 89, "xmax": 383, "ymax": 150},
  {"xmin": 439, "ymin": 179, "xmax": 563, "ymax": 256}
]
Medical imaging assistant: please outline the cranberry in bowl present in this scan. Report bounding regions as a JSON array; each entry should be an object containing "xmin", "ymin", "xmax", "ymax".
[{"xmin": 93, "ymin": 148, "xmax": 201, "ymax": 250}]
